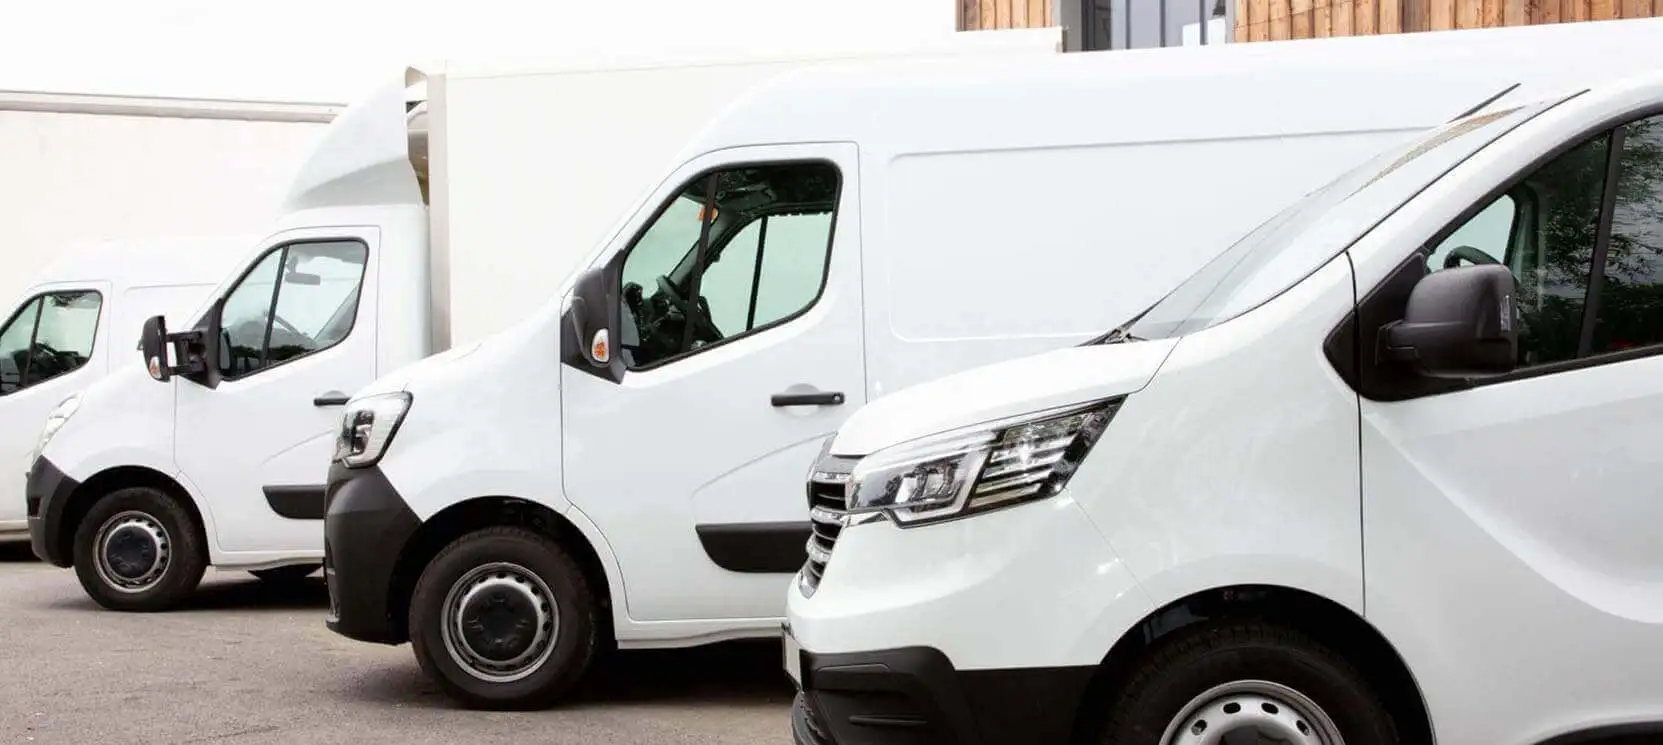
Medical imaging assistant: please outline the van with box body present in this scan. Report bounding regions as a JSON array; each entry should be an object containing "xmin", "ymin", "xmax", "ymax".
[
  {"xmin": 317, "ymin": 21, "xmax": 1663, "ymax": 709},
  {"xmin": 1, "ymin": 237, "xmax": 243, "ymax": 543},
  {"xmin": 783, "ymin": 70, "xmax": 1663, "ymax": 745}
]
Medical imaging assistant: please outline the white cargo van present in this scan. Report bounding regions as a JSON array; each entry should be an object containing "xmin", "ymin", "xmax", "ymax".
[
  {"xmin": 315, "ymin": 21, "xmax": 1663, "ymax": 710},
  {"xmin": 21, "ymin": 38, "xmax": 1074, "ymax": 610},
  {"xmin": 2, "ymin": 237, "xmax": 244, "ymax": 542},
  {"xmin": 783, "ymin": 70, "xmax": 1663, "ymax": 745}
]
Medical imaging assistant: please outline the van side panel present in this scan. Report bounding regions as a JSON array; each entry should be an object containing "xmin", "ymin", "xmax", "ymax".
[{"xmin": 862, "ymin": 129, "xmax": 1415, "ymax": 399}]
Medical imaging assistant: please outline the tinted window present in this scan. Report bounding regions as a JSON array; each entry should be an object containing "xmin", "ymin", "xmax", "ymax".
[
  {"xmin": 617, "ymin": 162, "xmax": 839, "ymax": 368},
  {"xmin": 1589, "ymin": 114, "xmax": 1663, "ymax": 355},
  {"xmin": 216, "ymin": 240, "xmax": 368, "ymax": 378},
  {"xmin": 0, "ymin": 290, "xmax": 102, "ymax": 395}
]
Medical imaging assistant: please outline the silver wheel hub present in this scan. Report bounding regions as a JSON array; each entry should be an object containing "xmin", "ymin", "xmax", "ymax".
[
  {"xmin": 440, "ymin": 562, "xmax": 559, "ymax": 683},
  {"xmin": 1162, "ymin": 680, "xmax": 1345, "ymax": 745},
  {"xmin": 94, "ymin": 511, "xmax": 171, "ymax": 593}
]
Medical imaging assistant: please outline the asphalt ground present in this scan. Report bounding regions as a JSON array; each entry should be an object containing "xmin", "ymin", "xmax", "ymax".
[{"xmin": 0, "ymin": 542, "xmax": 794, "ymax": 744}]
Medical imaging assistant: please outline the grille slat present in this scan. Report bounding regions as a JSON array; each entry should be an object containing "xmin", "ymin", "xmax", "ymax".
[{"xmin": 801, "ymin": 454, "xmax": 859, "ymax": 595}]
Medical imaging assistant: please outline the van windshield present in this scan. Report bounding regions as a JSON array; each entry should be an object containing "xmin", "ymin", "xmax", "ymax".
[{"xmin": 1113, "ymin": 95, "xmax": 1573, "ymax": 342}]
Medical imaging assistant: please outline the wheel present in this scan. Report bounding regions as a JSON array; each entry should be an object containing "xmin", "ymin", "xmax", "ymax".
[
  {"xmin": 1097, "ymin": 620, "xmax": 1398, "ymax": 745},
  {"xmin": 71, "ymin": 487, "xmax": 206, "ymax": 612},
  {"xmin": 409, "ymin": 526, "xmax": 600, "ymax": 710},
  {"xmin": 250, "ymin": 564, "xmax": 321, "ymax": 583}
]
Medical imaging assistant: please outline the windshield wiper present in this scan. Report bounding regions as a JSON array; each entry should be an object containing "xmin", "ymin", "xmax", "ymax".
[{"xmin": 1084, "ymin": 303, "xmax": 1154, "ymax": 346}]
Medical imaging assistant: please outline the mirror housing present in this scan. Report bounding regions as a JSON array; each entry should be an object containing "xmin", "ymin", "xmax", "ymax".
[
  {"xmin": 139, "ymin": 297, "xmax": 224, "ymax": 386},
  {"xmin": 141, "ymin": 315, "xmax": 174, "ymax": 382},
  {"xmin": 560, "ymin": 258, "xmax": 627, "ymax": 383},
  {"xmin": 1382, "ymin": 264, "xmax": 1518, "ymax": 379}
]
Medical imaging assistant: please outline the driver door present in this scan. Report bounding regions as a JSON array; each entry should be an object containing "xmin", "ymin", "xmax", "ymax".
[
  {"xmin": 562, "ymin": 143, "xmax": 866, "ymax": 623},
  {"xmin": 174, "ymin": 227, "xmax": 379, "ymax": 556}
]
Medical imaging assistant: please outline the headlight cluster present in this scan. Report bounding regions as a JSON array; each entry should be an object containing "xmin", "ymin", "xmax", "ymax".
[
  {"xmin": 28, "ymin": 393, "xmax": 82, "ymax": 472},
  {"xmin": 333, "ymin": 392, "xmax": 413, "ymax": 468},
  {"xmin": 845, "ymin": 398, "xmax": 1122, "ymax": 526}
]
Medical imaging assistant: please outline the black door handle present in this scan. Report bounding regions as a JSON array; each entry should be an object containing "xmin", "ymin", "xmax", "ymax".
[
  {"xmin": 771, "ymin": 391, "xmax": 845, "ymax": 407},
  {"xmin": 313, "ymin": 393, "xmax": 350, "ymax": 407}
]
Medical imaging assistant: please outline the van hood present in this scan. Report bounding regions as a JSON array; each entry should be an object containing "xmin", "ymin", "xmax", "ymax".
[
  {"xmin": 352, "ymin": 340, "xmax": 485, "ymax": 400},
  {"xmin": 830, "ymin": 338, "xmax": 1180, "ymax": 457}
]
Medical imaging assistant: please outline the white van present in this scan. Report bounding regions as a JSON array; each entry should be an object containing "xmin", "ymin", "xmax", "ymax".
[
  {"xmin": 21, "ymin": 37, "xmax": 1080, "ymax": 609},
  {"xmin": 2, "ymin": 237, "xmax": 244, "ymax": 542},
  {"xmin": 783, "ymin": 70, "xmax": 1663, "ymax": 745},
  {"xmin": 316, "ymin": 23, "xmax": 1663, "ymax": 709}
]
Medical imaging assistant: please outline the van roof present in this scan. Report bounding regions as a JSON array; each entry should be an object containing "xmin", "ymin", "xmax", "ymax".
[
  {"xmin": 683, "ymin": 18, "xmax": 1663, "ymax": 158},
  {"xmin": 24, "ymin": 235, "xmax": 254, "ymax": 294}
]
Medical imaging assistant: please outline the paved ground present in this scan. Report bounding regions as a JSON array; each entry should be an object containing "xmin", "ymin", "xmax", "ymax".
[{"xmin": 0, "ymin": 542, "xmax": 795, "ymax": 744}]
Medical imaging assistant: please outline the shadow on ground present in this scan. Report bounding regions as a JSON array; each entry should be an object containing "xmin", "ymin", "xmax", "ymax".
[
  {"xmin": 340, "ymin": 638, "xmax": 795, "ymax": 710},
  {"xmin": 0, "ymin": 542, "xmax": 36, "ymax": 563},
  {"xmin": 42, "ymin": 572, "xmax": 330, "ymax": 612}
]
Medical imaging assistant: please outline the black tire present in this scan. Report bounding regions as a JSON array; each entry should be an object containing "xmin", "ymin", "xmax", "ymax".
[
  {"xmin": 71, "ymin": 486, "xmax": 207, "ymax": 613},
  {"xmin": 250, "ymin": 564, "xmax": 321, "ymax": 583},
  {"xmin": 409, "ymin": 526, "xmax": 600, "ymax": 710},
  {"xmin": 1098, "ymin": 619, "xmax": 1398, "ymax": 745}
]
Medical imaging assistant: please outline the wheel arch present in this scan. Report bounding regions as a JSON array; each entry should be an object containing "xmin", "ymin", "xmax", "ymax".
[
  {"xmin": 386, "ymin": 496, "xmax": 616, "ymax": 644},
  {"xmin": 1071, "ymin": 584, "xmax": 1434, "ymax": 745},
  {"xmin": 56, "ymin": 465, "xmax": 209, "ymax": 567}
]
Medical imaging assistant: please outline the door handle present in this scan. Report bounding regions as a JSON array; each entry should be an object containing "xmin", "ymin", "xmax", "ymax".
[
  {"xmin": 313, "ymin": 392, "xmax": 350, "ymax": 407},
  {"xmin": 771, "ymin": 391, "xmax": 845, "ymax": 407}
]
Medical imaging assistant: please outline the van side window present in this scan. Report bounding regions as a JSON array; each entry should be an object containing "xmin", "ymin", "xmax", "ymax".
[
  {"xmin": 1588, "ymin": 115, "xmax": 1663, "ymax": 355},
  {"xmin": 616, "ymin": 162, "xmax": 840, "ymax": 369},
  {"xmin": 0, "ymin": 290, "xmax": 103, "ymax": 395},
  {"xmin": 1426, "ymin": 132, "xmax": 1611, "ymax": 368},
  {"xmin": 216, "ymin": 240, "xmax": 369, "ymax": 378}
]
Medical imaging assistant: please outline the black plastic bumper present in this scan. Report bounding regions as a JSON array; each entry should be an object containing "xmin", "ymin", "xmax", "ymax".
[
  {"xmin": 26, "ymin": 456, "xmax": 80, "ymax": 567},
  {"xmin": 791, "ymin": 645, "xmax": 1097, "ymax": 745},
  {"xmin": 323, "ymin": 462, "xmax": 420, "ymax": 645}
]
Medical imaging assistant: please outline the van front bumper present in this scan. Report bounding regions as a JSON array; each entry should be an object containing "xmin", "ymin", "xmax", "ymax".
[
  {"xmin": 785, "ymin": 496, "xmax": 1151, "ymax": 744},
  {"xmin": 789, "ymin": 645, "xmax": 1096, "ymax": 745},
  {"xmin": 26, "ymin": 456, "xmax": 80, "ymax": 567},
  {"xmin": 323, "ymin": 462, "xmax": 421, "ymax": 645}
]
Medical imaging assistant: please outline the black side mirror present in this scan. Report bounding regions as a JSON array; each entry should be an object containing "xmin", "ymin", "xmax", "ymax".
[
  {"xmin": 560, "ymin": 259, "xmax": 626, "ymax": 383},
  {"xmin": 141, "ymin": 315, "xmax": 174, "ymax": 382},
  {"xmin": 1382, "ymin": 264, "xmax": 1517, "ymax": 379}
]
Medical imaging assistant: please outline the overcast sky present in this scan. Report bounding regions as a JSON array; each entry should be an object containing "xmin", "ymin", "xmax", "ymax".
[{"xmin": 0, "ymin": 0, "xmax": 952, "ymax": 103}]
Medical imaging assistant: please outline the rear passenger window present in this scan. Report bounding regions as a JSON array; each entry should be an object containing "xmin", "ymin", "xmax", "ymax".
[
  {"xmin": 616, "ymin": 162, "xmax": 840, "ymax": 369},
  {"xmin": 0, "ymin": 290, "xmax": 103, "ymax": 395}
]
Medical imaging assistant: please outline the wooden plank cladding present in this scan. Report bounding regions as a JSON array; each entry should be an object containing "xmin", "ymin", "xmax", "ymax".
[
  {"xmin": 1231, "ymin": 0, "xmax": 1663, "ymax": 41},
  {"xmin": 960, "ymin": 0, "xmax": 1053, "ymax": 30}
]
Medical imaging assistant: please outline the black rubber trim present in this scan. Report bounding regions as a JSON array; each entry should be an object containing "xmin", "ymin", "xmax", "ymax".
[
  {"xmin": 263, "ymin": 485, "xmax": 327, "ymax": 520},
  {"xmin": 696, "ymin": 522, "xmax": 810, "ymax": 573},
  {"xmin": 795, "ymin": 644, "xmax": 1097, "ymax": 745},
  {"xmin": 323, "ymin": 463, "xmax": 421, "ymax": 645},
  {"xmin": 26, "ymin": 456, "xmax": 80, "ymax": 567},
  {"xmin": 1533, "ymin": 723, "xmax": 1663, "ymax": 745}
]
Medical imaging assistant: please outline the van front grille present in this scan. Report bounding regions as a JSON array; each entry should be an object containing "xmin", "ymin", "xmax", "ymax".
[{"xmin": 800, "ymin": 453, "xmax": 859, "ymax": 596}]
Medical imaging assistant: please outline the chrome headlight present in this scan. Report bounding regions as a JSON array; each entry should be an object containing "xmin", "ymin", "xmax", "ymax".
[
  {"xmin": 845, "ymin": 398, "xmax": 1122, "ymax": 526},
  {"xmin": 333, "ymin": 392, "xmax": 413, "ymax": 468},
  {"xmin": 29, "ymin": 392, "xmax": 83, "ymax": 469}
]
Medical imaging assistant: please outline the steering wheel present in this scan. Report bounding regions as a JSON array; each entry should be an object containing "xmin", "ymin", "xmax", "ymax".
[
  {"xmin": 270, "ymin": 312, "xmax": 303, "ymax": 337},
  {"xmin": 655, "ymin": 276, "xmax": 723, "ymax": 342},
  {"xmin": 1442, "ymin": 245, "xmax": 1501, "ymax": 270}
]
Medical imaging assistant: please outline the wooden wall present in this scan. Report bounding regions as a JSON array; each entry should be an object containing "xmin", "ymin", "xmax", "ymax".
[
  {"xmin": 1234, "ymin": 0, "xmax": 1663, "ymax": 42},
  {"xmin": 959, "ymin": 0, "xmax": 1054, "ymax": 30}
]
